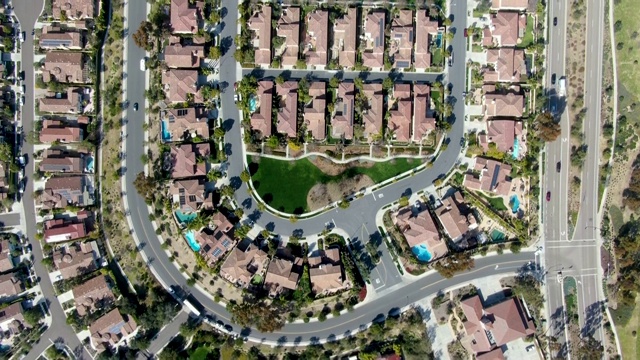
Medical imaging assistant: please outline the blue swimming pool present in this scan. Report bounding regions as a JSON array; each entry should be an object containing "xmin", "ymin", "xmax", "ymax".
[
  {"xmin": 510, "ymin": 195, "xmax": 520, "ymax": 214},
  {"xmin": 161, "ymin": 119, "xmax": 171, "ymax": 142},
  {"xmin": 512, "ymin": 138, "xmax": 520, "ymax": 159},
  {"xmin": 249, "ymin": 95, "xmax": 257, "ymax": 113},
  {"xmin": 85, "ymin": 156, "xmax": 94, "ymax": 172},
  {"xmin": 412, "ymin": 244, "xmax": 433, "ymax": 262},
  {"xmin": 175, "ymin": 210, "xmax": 197, "ymax": 224},
  {"xmin": 185, "ymin": 230, "xmax": 200, "ymax": 252},
  {"xmin": 436, "ymin": 32, "xmax": 443, "ymax": 48}
]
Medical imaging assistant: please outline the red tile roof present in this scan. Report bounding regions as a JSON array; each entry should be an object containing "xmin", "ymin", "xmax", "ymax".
[
  {"xmin": 170, "ymin": 0, "xmax": 203, "ymax": 34},
  {"xmin": 332, "ymin": 83, "xmax": 355, "ymax": 140},
  {"xmin": 52, "ymin": 0, "xmax": 95, "ymax": 20},
  {"xmin": 362, "ymin": 11, "xmax": 386, "ymax": 69},
  {"xmin": 39, "ymin": 119, "xmax": 83, "ymax": 143},
  {"xmin": 303, "ymin": 82, "xmax": 326, "ymax": 140},
  {"xmin": 250, "ymin": 81, "xmax": 274, "ymax": 138},
  {"xmin": 464, "ymin": 157, "xmax": 513, "ymax": 196},
  {"xmin": 276, "ymin": 7, "xmax": 301, "ymax": 67},
  {"xmin": 388, "ymin": 84, "xmax": 413, "ymax": 142},
  {"xmin": 304, "ymin": 10, "xmax": 329, "ymax": 66},
  {"xmin": 169, "ymin": 143, "xmax": 210, "ymax": 179},
  {"xmin": 362, "ymin": 83, "xmax": 384, "ymax": 141},
  {"xmin": 276, "ymin": 81, "xmax": 299, "ymax": 137},
  {"xmin": 415, "ymin": 11, "xmax": 440, "ymax": 70},
  {"xmin": 164, "ymin": 43, "xmax": 205, "ymax": 68},
  {"xmin": 247, "ymin": 5, "xmax": 272, "ymax": 66},
  {"xmin": 162, "ymin": 69, "xmax": 202, "ymax": 103},
  {"xmin": 413, "ymin": 84, "xmax": 436, "ymax": 142},
  {"xmin": 332, "ymin": 8, "xmax": 357, "ymax": 68},
  {"xmin": 44, "ymin": 215, "xmax": 88, "ymax": 243}
]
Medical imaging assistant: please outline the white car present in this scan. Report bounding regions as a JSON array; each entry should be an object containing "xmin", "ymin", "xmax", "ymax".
[{"xmin": 140, "ymin": 58, "xmax": 146, "ymax": 71}]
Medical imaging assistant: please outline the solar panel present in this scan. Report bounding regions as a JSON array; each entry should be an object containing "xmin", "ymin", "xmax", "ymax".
[
  {"xmin": 212, "ymin": 248, "xmax": 222, "ymax": 257},
  {"xmin": 41, "ymin": 39, "xmax": 73, "ymax": 47},
  {"xmin": 188, "ymin": 195, "xmax": 197, "ymax": 202},
  {"xmin": 177, "ymin": 109, "xmax": 188, "ymax": 116},
  {"xmin": 222, "ymin": 239, "xmax": 231, "ymax": 248},
  {"xmin": 490, "ymin": 164, "xmax": 501, "ymax": 191},
  {"xmin": 378, "ymin": 20, "xmax": 384, "ymax": 47},
  {"xmin": 179, "ymin": 195, "xmax": 186, "ymax": 206},
  {"xmin": 397, "ymin": 61, "xmax": 410, "ymax": 68},
  {"xmin": 409, "ymin": 30, "xmax": 414, "ymax": 42}
]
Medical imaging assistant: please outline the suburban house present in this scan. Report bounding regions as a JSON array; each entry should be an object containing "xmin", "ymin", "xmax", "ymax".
[
  {"xmin": 484, "ymin": 48, "xmax": 526, "ymax": 83},
  {"xmin": 435, "ymin": 191, "xmax": 477, "ymax": 242},
  {"xmin": 42, "ymin": 52, "xmax": 87, "ymax": 84},
  {"xmin": 39, "ymin": 87, "xmax": 82, "ymax": 114},
  {"xmin": 275, "ymin": 81, "xmax": 299, "ymax": 137},
  {"xmin": 162, "ymin": 69, "xmax": 202, "ymax": 103},
  {"xmin": 460, "ymin": 294, "xmax": 535, "ymax": 355},
  {"xmin": 39, "ymin": 26, "xmax": 84, "ymax": 50},
  {"xmin": 39, "ymin": 119, "xmax": 83, "ymax": 143},
  {"xmin": 0, "ymin": 240, "xmax": 13, "ymax": 273},
  {"xmin": 490, "ymin": 0, "xmax": 530, "ymax": 11},
  {"xmin": 170, "ymin": 0, "xmax": 203, "ymax": 34},
  {"xmin": 197, "ymin": 227, "xmax": 235, "ymax": 266},
  {"xmin": 332, "ymin": 7, "xmax": 357, "ymax": 68},
  {"xmin": 250, "ymin": 81, "xmax": 274, "ymax": 138},
  {"xmin": 484, "ymin": 89, "xmax": 525, "ymax": 119},
  {"xmin": 361, "ymin": 83, "xmax": 384, "ymax": 141},
  {"xmin": 43, "ymin": 210, "xmax": 91, "ymax": 243},
  {"xmin": 0, "ymin": 273, "xmax": 22, "ymax": 297},
  {"xmin": 276, "ymin": 7, "xmax": 301, "ymax": 67},
  {"xmin": 90, "ymin": 309, "xmax": 138, "ymax": 353},
  {"xmin": 393, "ymin": 203, "xmax": 448, "ymax": 261},
  {"xmin": 161, "ymin": 107, "xmax": 210, "ymax": 142},
  {"xmin": 0, "ymin": 303, "xmax": 30, "ymax": 339},
  {"xmin": 479, "ymin": 120, "xmax": 526, "ymax": 156},
  {"xmin": 304, "ymin": 9, "xmax": 328, "ymax": 67},
  {"xmin": 483, "ymin": 12, "xmax": 526, "ymax": 47},
  {"xmin": 413, "ymin": 83, "xmax": 436, "ymax": 143},
  {"xmin": 303, "ymin": 82, "xmax": 326, "ymax": 140},
  {"xmin": 40, "ymin": 149, "xmax": 86, "ymax": 173},
  {"xmin": 362, "ymin": 10, "xmax": 386, "ymax": 70},
  {"xmin": 247, "ymin": 5, "xmax": 272, "ymax": 67},
  {"xmin": 389, "ymin": 10, "xmax": 414, "ymax": 69},
  {"xmin": 388, "ymin": 84, "xmax": 413, "ymax": 142},
  {"xmin": 332, "ymin": 82, "xmax": 355, "ymax": 140},
  {"xmin": 164, "ymin": 43, "xmax": 205, "ymax": 68},
  {"xmin": 169, "ymin": 178, "xmax": 213, "ymax": 213},
  {"xmin": 220, "ymin": 243, "xmax": 269, "ymax": 288},
  {"xmin": 72, "ymin": 275, "xmax": 115, "ymax": 316},
  {"xmin": 169, "ymin": 143, "xmax": 210, "ymax": 179},
  {"xmin": 40, "ymin": 175, "xmax": 93, "ymax": 209},
  {"xmin": 52, "ymin": 242, "xmax": 99, "ymax": 280},
  {"xmin": 464, "ymin": 157, "xmax": 513, "ymax": 196},
  {"xmin": 52, "ymin": 0, "xmax": 95, "ymax": 20},
  {"xmin": 264, "ymin": 256, "xmax": 302, "ymax": 297},
  {"xmin": 309, "ymin": 248, "xmax": 350, "ymax": 296},
  {"xmin": 415, "ymin": 11, "xmax": 440, "ymax": 71}
]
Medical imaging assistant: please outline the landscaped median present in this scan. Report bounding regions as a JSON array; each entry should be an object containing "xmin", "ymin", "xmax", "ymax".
[{"xmin": 247, "ymin": 155, "xmax": 427, "ymax": 214}]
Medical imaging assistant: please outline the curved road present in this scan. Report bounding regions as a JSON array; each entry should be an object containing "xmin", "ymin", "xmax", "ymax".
[{"xmin": 120, "ymin": 0, "xmax": 533, "ymax": 345}]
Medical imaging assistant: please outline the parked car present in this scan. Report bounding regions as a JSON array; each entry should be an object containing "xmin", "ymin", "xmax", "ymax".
[
  {"xmin": 553, "ymin": 17, "xmax": 558, "ymax": 26},
  {"xmin": 551, "ymin": 73, "xmax": 556, "ymax": 85},
  {"xmin": 133, "ymin": 102, "xmax": 139, "ymax": 111},
  {"xmin": 140, "ymin": 58, "xmax": 146, "ymax": 71},
  {"xmin": 18, "ymin": 179, "xmax": 25, "ymax": 194},
  {"xmin": 556, "ymin": 162, "xmax": 561, "ymax": 172},
  {"xmin": 546, "ymin": 191, "xmax": 551, "ymax": 201},
  {"xmin": 463, "ymin": 28, "xmax": 468, "ymax": 37}
]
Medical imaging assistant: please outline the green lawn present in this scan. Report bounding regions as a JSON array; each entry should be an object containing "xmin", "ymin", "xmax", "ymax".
[
  {"xmin": 248, "ymin": 157, "xmax": 422, "ymax": 214},
  {"xmin": 431, "ymin": 48, "xmax": 444, "ymax": 67},
  {"xmin": 564, "ymin": 277, "xmax": 578, "ymax": 321},
  {"xmin": 190, "ymin": 347, "xmax": 210, "ymax": 360},
  {"xmin": 432, "ymin": 90, "xmax": 443, "ymax": 112},
  {"xmin": 251, "ymin": 274, "xmax": 263, "ymax": 285},
  {"xmin": 478, "ymin": 192, "xmax": 508, "ymax": 211},
  {"xmin": 611, "ymin": 299, "xmax": 640, "ymax": 359},
  {"xmin": 519, "ymin": 15, "xmax": 535, "ymax": 48},
  {"xmin": 609, "ymin": 205, "xmax": 624, "ymax": 234}
]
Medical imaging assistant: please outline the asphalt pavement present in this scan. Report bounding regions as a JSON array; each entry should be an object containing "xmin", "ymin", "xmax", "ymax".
[{"xmin": 0, "ymin": 212, "xmax": 21, "ymax": 227}]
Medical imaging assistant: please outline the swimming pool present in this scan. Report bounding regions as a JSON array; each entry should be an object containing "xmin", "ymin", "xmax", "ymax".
[
  {"xmin": 85, "ymin": 156, "xmax": 94, "ymax": 172},
  {"xmin": 512, "ymin": 138, "xmax": 520, "ymax": 159},
  {"xmin": 490, "ymin": 229, "xmax": 505, "ymax": 242},
  {"xmin": 161, "ymin": 119, "xmax": 172, "ymax": 142},
  {"xmin": 184, "ymin": 230, "xmax": 201, "ymax": 252},
  {"xmin": 175, "ymin": 210, "xmax": 197, "ymax": 224},
  {"xmin": 510, "ymin": 194, "xmax": 520, "ymax": 213},
  {"xmin": 436, "ymin": 32, "xmax": 443, "ymax": 48},
  {"xmin": 412, "ymin": 244, "xmax": 433, "ymax": 262},
  {"xmin": 249, "ymin": 95, "xmax": 257, "ymax": 113}
]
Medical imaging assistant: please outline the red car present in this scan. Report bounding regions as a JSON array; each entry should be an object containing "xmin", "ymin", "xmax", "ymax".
[
  {"xmin": 546, "ymin": 191, "xmax": 551, "ymax": 202},
  {"xmin": 463, "ymin": 28, "xmax": 468, "ymax": 37}
]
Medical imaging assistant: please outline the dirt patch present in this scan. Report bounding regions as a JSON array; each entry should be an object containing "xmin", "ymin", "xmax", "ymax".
[
  {"xmin": 308, "ymin": 156, "xmax": 374, "ymax": 176},
  {"xmin": 307, "ymin": 175, "xmax": 374, "ymax": 211}
]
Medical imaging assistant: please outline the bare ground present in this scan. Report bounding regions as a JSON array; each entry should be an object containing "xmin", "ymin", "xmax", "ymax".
[
  {"xmin": 308, "ymin": 156, "xmax": 375, "ymax": 175},
  {"xmin": 307, "ymin": 175, "xmax": 374, "ymax": 211}
]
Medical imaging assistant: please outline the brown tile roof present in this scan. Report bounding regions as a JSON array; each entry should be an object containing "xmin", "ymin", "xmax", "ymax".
[
  {"xmin": 393, "ymin": 205, "xmax": 448, "ymax": 260},
  {"xmin": 40, "ymin": 175, "xmax": 89, "ymax": 209},
  {"xmin": 276, "ymin": 7, "xmax": 301, "ymax": 67},
  {"xmin": 362, "ymin": 11, "xmax": 386, "ymax": 69},
  {"xmin": 162, "ymin": 69, "xmax": 201, "ymax": 103},
  {"xmin": 169, "ymin": 178, "xmax": 213, "ymax": 213},
  {"xmin": 72, "ymin": 275, "xmax": 114, "ymax": 316},
  {"xmin": 53, "ymin": 242, "xmax": 97, "ymax": 279},
  {"xmin": 250, "ymin": 81, "xmax": 274, "ymax": 138},
  {"xmin": 164, "ymin": 43, "xmax": 205, "ymax": 68},
  {"xmin": 213, "ymin": 212, "xmax": 233, "ymax": 233},
  {"xmin": 435, "ymin": 191, "xmax": 476, "ymax": 241},
  {"xmin": 0, "ymin": 303, "xmax": 29, "ymax": 336},
  {"xmin": 486, "ymin": 12, "xmax": 525, "ymax": 47},
  {"xmin": 491, "ymin": 0, "xmax": 530, "ymax": 10},
  {"xmin": 162, "ymin": 107, "xmax": 210, "ymax": 141},
  {"xmin": 220, "ymin": 244, "xmax": 269, "ymax": 287},
  {"xmin": 0, "ymin": 273, "xmax": 22, "ymax": 297},
  {"xmin": 415, "ymin": 11, "xmax": 439, "ymax": 70},
  {"xmin": 332, "ymin": 8, "xmax": 357, "ymax": 68},
  {"xmin": 476, "ymin": 348, "xmax": 506, "ymax": 360},
  {"xmin": 42, "ymin": 52, "xmax": 87, "ymax": 84},
  {"xmin": 247, "ymin": 5, "xmax": 272, "ymax": 66},
  {"xmin": 484, "ymin": 92, "xmax": 525, "ymax": 118},
  {"xmin": 264, "ymin": 256, "xmax": 302, "ymax": 296},
  {"xmin": 480, "ymin": 120, "xmax": 523, "ymax": 153},
  {"xmin": 0, "ymin": 240, "xmax": 13, "ymax": 273},
  {"xmin": 44, "ymin": 213, "xmax": 89, "ymax": 243},
  {"xmin": 90, "ymin": 309, "xmax": 137, "ymax": 352},
  {"xmin": 485, "ymin": 48, "xmax": 526, "ymax": 83},
  {"xmin": 464, "ymin": 157, "xmax": 513, "ymax": 196},
  {"xmin": 304, "ymin": 10, "xmax": 328, "ymax": 66},
  {"xmin": 362, "ymin": 83, "xmax": 384, "ymax": 141},
  {"xmin": 39, "ymin": 87, "xmax": 82, "ymax": 114},
  {"xmin": 413, "ymin": 84, "xmax": 436, "ymax": 142},
  {"xmin": 40, "ymin": 27, "xmax": 83, "ymax": 49},
  {"xmin": 276, "ymin": 81, "xmax": 299, "ymax": 137},
  {"xmin": 388, "ymin": 84, "xmax": 413, "ymax": 142},
  {"xmin": 461, "ymin": 295, "xmax": 535, "ymax": 354},
  {"xmin": 170, "ymin": 0, "xmax": 203, "ymax": 34},
  {"xmin": 303, "ymin": 82, "xmax": 326, "ymax": 140},
  {"xmin": 197, "ymin": 229, "xmax": 235, "ymax": 266},
  {"xmin": 332, "ymin": 82, "xmax": 355, "ymax": 140},
  {"xmin": 309, "ymin": 249, "xmax": 350, "ymax": 296},
  {"xmin": 169, "ymin": 143, "xmax": 210, "ymax": 179},
  {"xmin": 40, "ymin": 156, "xmax": 84, "ymax": 173},
  {"xmin": 389, "ymin": 10, "xmax": 414, "ymax": 68},
  {"xmin": 39, "ymin": 119, "xmax": 83, "ymax": 143},
  {"xmin": 52, "ymin": 0, "xmax": 95, "ymax": 20}
]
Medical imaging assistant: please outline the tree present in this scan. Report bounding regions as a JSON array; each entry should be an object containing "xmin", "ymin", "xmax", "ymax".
[
  {"xmin": 535, "ymin": 112, "xmax": 561, "ymax": 142},
  {"xmin": 338, "ymin": 198, "xmax": 350, "ymax": 209},
  {"xmin": 213, "ymin": 127, "xmax": 225, "ymax": 139},
  {"xmin": 329, "ymin": 76, "xmax": 340, "ymax": 89},
  {"xmin": 289, "ymin": 215, "xmax": 298, "ymax": 223},
  {"xmin": 0, "ymin": 143, "xmax": 11, "ymax": 161},
  {"xmin": 207, "ymin": 169, "xmax": 223, "ymax": 182},
  {"xmin": 133, "ymin": 21, "xmax": 153, "ymax": 51},
  {"xmin": 398, "ymin": 196, "xmax": 409, "ymax": 207},
  {"xmin": 134, "ymin": 172, "xmax": 157, "ymax": 200},
  {"xmin": 228, "ymin": 300, "xmax": 285, "ymax": 332},
  {"xmin": 573, "ymin": 336, "xmax": 604, "ymax": 360},
  {"xmin": 208, "ymin": 46, "xmax": 222, "ymax": 60},
  {"xmin": 382, "ymin": 76, "xmax": 394, "ymax": 91},
  {"xmin": 23, "ymin": 307, "xmax": 44, "ymax": 326},
  {"xmin": 240, "ymin": 170, "xmax": 251, "ymax": 183},
  {"xmin": 221, "ymin": 185, "xmax": 235, "ymax": 198},
  {"xmin": 275, "ymin": 75, "xmax": 285, "ymax": 85},
  {"xmin": 434, "ymin": 251, "xmax": 475, "ymax": 278}
]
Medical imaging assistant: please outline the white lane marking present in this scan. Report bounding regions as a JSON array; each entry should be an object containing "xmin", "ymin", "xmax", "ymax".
[{"xmin": 371, "ymin": 192, "xmax": 376, "ymax": 201}]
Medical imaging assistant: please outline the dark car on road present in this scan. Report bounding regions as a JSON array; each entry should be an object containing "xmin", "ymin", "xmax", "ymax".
[
  {"xmin": 556, "ymin": 162, "xmax": 561, "ymax": 172},
  {"xmin": 554, "ymin": 17, "xmax": 558, "ymax": 26},
  {"xmin": 551, "ymin": 73, "xmax": 556, "ymax": 85},
  {"xmin": 546, "ymin": 191, "xmax": 551, "ymax": 201},
  {"xmin": 133, "ymin": 103, "xmax": 139, "ymax": 111}
]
